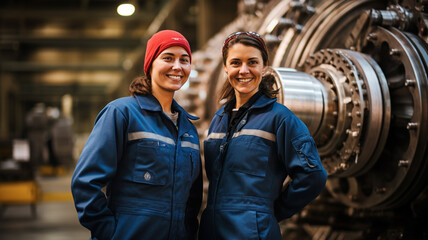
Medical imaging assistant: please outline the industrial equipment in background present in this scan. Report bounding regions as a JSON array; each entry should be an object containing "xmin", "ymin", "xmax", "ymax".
[
  {"xmin": 182, "ymin": 0, "xmax": 428, "ymax": 239},
  {"xmin": 0, "ymin": 96, "xmax": 74, "ymax": 217},
  {"xmin": 25, "ymin": 102, "xmax": 74, "ymax": 176}
]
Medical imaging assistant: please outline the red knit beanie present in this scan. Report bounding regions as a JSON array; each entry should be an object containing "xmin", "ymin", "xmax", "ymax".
[{"xmin": 144, "ymin": 30, "xmax": 192, "ymax": 77}]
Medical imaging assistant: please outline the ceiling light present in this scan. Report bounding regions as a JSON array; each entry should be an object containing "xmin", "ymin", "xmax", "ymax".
[{"xmin": 117, "ymin": 3, "xmax": 135, "ymax": 16}]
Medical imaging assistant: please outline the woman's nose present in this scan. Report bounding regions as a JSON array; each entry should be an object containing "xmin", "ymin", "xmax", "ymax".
[
  {"xmin": 239, "ymin": 64, "xmax": 249, "ymax": 74},
  {"xmin": 172, "ymin": 60, "xmax": 181, "ymax": 70}
]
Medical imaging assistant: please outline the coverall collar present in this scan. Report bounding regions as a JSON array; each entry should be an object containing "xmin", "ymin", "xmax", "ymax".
[
  {"xmin": 215, "ymin": 94, "xmax": 277, "ymax": 116},
  {"xmin": 134, "ymin": 94, "xmax": 199, "ymax": 121}
]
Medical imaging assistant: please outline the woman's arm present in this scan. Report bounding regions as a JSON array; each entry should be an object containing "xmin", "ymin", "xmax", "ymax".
[
  {"xmin": 274, "ymin": 115, "xmax": 327, "ymax": 221},
  {"xmin": 71, "ymin": 104, "xmax": 127, "ymax": 239}
]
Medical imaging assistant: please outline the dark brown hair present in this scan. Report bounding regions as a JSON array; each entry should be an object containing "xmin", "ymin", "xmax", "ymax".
[
  {"xmin": 129, "ymin": 75, "xmax": 151, "ymax": 96},
  {"xmin": 219, "ymin": 32, "xmax": 278, "ymax": 102}
]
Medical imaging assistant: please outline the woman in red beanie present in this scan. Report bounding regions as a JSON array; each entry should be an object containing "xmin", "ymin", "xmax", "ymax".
[{"xmin": 71, "ymin": 30, "xmax": 202, "ymax": 240}]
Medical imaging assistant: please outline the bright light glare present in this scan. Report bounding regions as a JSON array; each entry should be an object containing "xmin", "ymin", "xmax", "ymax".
[{"xmin": 117, "ymin": 3, "xmax": 135, "ymax": 16}]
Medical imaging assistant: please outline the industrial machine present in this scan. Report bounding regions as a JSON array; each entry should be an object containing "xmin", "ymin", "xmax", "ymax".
[
  {"xmin": 25, "ymin": 103, "xmax": 74, "ymax": 176},
  {"xmin": 183, "ymin": 0, "xmax": 428, "ymax": 238}
]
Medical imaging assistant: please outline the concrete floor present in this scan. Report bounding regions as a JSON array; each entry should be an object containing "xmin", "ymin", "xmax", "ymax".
[{"xmin": 0, "ymin": 173, "xmax": 91, "ymax": 240}]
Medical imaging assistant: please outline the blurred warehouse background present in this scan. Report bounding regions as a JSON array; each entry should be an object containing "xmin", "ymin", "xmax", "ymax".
[{"xmin": 1, "ymin": 0, "xmax": 428, "ymax": 239}]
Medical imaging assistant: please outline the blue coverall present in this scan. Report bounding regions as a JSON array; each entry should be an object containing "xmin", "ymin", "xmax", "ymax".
[
  {"xmin": 71, "ymin": 94, "xmax": 202, "ymax": 240},
  {"xmin": 199, "ymin": 94, "xmax": 327, "ymax": 239}
]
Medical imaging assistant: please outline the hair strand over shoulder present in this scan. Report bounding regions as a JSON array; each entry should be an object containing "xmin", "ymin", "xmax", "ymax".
[{"xmin": 129, "ymin": 75, "xmax": 151, "ymax": 96}]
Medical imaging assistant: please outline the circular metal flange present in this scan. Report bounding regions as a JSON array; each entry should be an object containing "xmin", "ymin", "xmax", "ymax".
[
  {"xmin": 336, "ymin": 49, "xmax": 389, "ymax": 177},
  {"xmin": 303, "ymin": 48, "xmax": 388, "ymax": 177},
  {"xmin": 326, "ymin": 27, "xmax": 428, "ymax": 209}
]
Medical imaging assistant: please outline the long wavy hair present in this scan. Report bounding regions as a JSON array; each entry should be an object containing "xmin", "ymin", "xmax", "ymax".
[{"xmin": 219, "ymin": 32, "xmax": 278, "ymax": 102}]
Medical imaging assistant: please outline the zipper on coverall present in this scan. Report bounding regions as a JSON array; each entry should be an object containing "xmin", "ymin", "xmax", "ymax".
[{"xmin": 212, "ymin": 113, "xmax": 248, "ymax": 239}]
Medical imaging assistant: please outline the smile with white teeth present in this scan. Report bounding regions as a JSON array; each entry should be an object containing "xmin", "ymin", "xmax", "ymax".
[
  {"xmin": 168, "ymin": 75, "xmax": 182, "ymax": 80},
  {"xmin": 238, "ymin": 78, "xmax": 252, "ymax": 83}
]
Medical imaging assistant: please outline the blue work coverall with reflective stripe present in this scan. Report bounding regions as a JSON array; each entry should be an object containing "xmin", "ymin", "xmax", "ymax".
[
  {"xmin": 199, "ymin": 94, "xmax": 327, "ymax": 240},
  {"xmin": 71, "ymin": 94, "xmax": 202, "ymax": 240}
]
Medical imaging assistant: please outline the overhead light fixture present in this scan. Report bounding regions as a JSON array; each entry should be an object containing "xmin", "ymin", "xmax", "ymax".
[{"xmin": 117, "ymin": 3, "xmax": 135, "ymax": 16}]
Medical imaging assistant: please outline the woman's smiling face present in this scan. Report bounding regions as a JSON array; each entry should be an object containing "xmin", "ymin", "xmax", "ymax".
[
  {"xmin": 223, "ymin": 43, "xmax": 266, "ymax": 100},
  {"xmin": 150, "ymin": 46, "xmax": 191, "ymax": 95}
]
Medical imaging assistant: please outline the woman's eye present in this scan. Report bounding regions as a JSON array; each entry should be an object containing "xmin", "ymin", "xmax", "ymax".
[
  {"xmin": 181, "ymin": 58, "xmax": 189, "ymax": 63},
  {"xmin": 163, "ymin": 56, "xmax": 172, "ymax": 61},
  {"xmin": 230, "ymin": 61, "xmax": 240, "ymax": 66},
  {"xmin": 249, "ymin": 60, "xmax": 258, "ymax": 65}
]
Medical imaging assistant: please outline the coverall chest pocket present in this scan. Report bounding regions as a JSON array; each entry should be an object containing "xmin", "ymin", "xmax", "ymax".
[
  {"xmin": 203, "ymin": 139, "xmax": 222, "ymax": 178},
  {"xmin": 182, "ymin": 149, "xmax": 201, "ymax": 182},
  {"xmin": 133, "ymin": 140, "xmax": 173, "ymax": 185},
  {"xmin": 227, "ymin": 141, "xmax": 270, "ymax": 177}
]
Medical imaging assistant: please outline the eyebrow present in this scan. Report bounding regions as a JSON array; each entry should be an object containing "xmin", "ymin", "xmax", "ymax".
[
  {"xmin": 160, "ymin": 52, "xmax": 190, "ymax": 58},
  {"xmin": 229, "ymin": 56, "xmax": 260, "ymax": 61}
]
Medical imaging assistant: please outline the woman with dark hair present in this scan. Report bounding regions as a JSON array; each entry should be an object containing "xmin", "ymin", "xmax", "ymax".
[
  {"xmin": 198, "ymin": 32, "xmax": 327, "ymax": 239},
  {"xmin": 71, "ymin": 30, "xmax": 202, "ymax": 240}
]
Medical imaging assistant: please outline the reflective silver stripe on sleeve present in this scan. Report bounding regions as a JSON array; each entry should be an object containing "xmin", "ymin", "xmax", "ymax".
[
  {"xmin": 232, "ymin": 129, "xmax": 276, "ymax": 142},
  {"xmin": 181, "ymin": 141, "xmax": 199, "ymax": 151},
  {"xmin": 128, "ymin": 131, "xmax": 175, "ymax": 145},
  {"xmin": 206, "ymin": 132, "xmax": 226, "ymax": 140}
]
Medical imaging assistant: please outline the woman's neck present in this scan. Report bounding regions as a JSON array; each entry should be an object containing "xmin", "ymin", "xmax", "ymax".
[
  {"xmin": 152, "ymin": 91, "xmax": 174, "ymax": 113},
  {"xmin": 235, "ymin": 92, "xmax": 254, "ymax": 109}
]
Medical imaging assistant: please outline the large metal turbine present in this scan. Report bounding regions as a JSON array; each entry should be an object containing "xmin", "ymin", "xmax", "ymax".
[{"xmin": 267, "ymin": 0, "xmax": 428, "ymax": 210}]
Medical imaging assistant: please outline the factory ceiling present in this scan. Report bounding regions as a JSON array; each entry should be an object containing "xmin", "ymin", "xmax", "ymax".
[{"xmin": 0, "ymin": 0, "xmax": 202, "ymax": 99}]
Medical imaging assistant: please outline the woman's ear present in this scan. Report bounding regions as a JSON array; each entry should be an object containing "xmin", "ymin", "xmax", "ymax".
[
  {"xmin": 262, "ymin": 66, "xmax": 268, "ymax": 76},
  {"xmin": 223, "ymin": 65, "xmax": 228, "ymax": 75},
  {"xmin": 262, "ymin": 66, "xmax": 268, "ymax": 75}
]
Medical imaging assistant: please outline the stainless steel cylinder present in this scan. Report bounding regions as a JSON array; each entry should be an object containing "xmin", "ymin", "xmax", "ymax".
[{"xmin": 270, "ymin": 67, "xmax": 326, "ymax": 136}]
